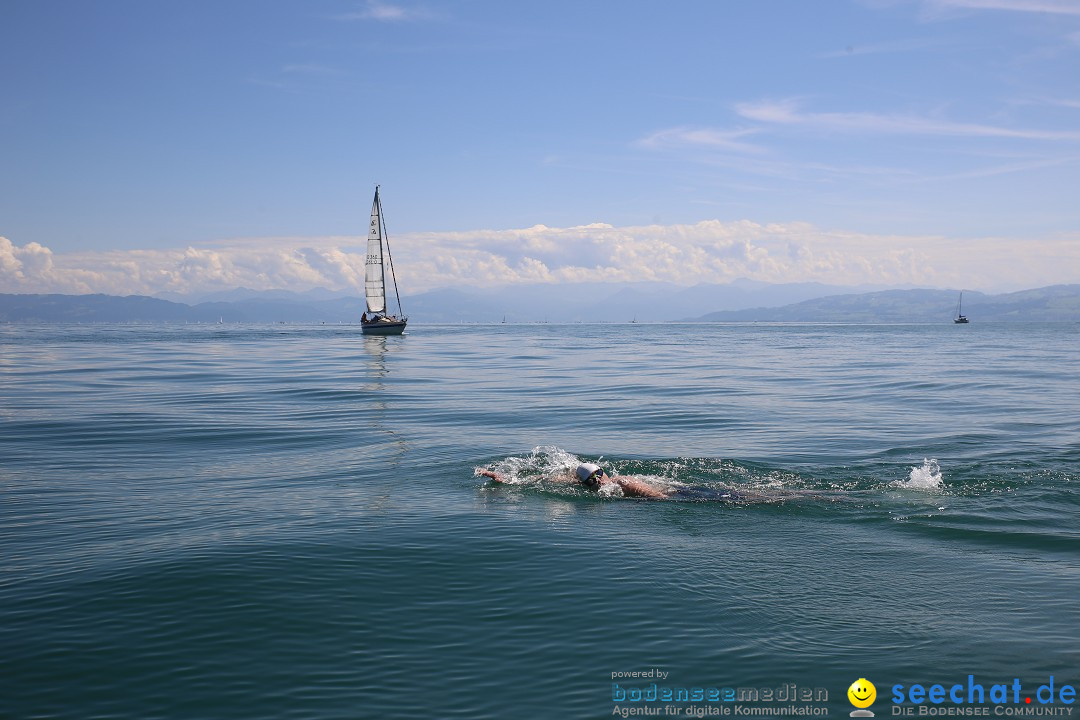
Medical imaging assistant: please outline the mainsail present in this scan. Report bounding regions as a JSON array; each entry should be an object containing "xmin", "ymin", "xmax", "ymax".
[{"xmin": 365, "ymin": 189, "xmax": 386, "ymax": 314}]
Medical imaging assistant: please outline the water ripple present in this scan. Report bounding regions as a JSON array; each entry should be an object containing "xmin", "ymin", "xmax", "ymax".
[{"xmin": 2, "ymin": 323, "xmax": 1079, "ymax": 718}]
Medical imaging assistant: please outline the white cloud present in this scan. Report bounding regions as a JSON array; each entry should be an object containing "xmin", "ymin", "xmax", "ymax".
[
  {"xmin": 363, "ymin": 221, "xmax": 1080, "ymax": 292},
  {"xmin": 735, "ymin": 99, "xmax": 1080, "ymax": 141},
  {"xmin": 4, "ymin": 221, "xmax": 1076, "ymax": 299},
  {"xmin": 0, "ymin": 237, "xmax": 373, "ymax": 298},
  {"xmin": 0, "ymin": 236, "xmax": 80, "ymax": 292}
]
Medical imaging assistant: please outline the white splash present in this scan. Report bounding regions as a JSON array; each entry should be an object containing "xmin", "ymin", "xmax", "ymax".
[
  {"xmin": 481, "ymin": 445, "xmax": 580, "ymax": 484},
  {"xmin": 899, "ymin": 458, "xmax": 944, "ymax": 490},
  {"xmin": 597, "ymin": 481, "xmax": 623, "ymax": 498}
]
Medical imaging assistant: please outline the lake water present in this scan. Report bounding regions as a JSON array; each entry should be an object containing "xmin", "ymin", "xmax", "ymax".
[{"xmin": 2, "ymin": 322, "xmax": 1078, "ymax": 719}]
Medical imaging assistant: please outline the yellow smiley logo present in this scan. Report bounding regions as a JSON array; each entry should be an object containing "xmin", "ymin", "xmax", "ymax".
[{"xmin": 848, "ymin": 678, "xmax": 876, "ymax": 709}]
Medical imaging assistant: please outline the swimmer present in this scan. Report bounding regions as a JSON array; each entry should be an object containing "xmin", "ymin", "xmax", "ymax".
[
  {"xmin": 477, "ymin": 462, "xmax": 669, "ymax": 499},
  {"xmin": 477, "ymin": 461, "xmax": 825, "ymax": 503}
]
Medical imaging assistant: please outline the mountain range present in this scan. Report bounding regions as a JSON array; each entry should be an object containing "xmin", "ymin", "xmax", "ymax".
[
  {"xmin": 692, "ymin": 285, "xmax": 1080, "ymax": 323},
  {"xmin": 1, "ymin": 283, "xmax": 1078, "ymax": 323}
]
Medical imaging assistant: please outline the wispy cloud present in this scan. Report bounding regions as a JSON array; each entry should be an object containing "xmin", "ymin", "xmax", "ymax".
[
  {"xmin": 1008, "ymin": 95, "xmax": 1080, "ymax": 109},
  {"xmin": 910, "ymin": 154, "xmax": 1080, "ymax": 182},
  {"xmin": 635, "ymin": 127, "xmax": 765, "ymax": 154},
  {"xmin": 735, "ymin": 99, "xmax": 1080, "ymax": 140},
  {"xmin": 336, "ymin": 1, "xmax": 435, "ymax": 22},
  {"xmin": 924, "ymin": 0, "xmax": 1080, "ymax": 15}
]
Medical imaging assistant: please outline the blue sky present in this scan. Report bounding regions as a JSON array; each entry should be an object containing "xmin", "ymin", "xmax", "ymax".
[{"xmin": 2, "ymin": 0, "xmax": 1078, "ymax": 296}]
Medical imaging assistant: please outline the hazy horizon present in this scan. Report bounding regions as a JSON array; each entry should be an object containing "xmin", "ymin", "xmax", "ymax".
[{"xmin": 6, "ymin": 277, "xmax": 1065, "ymax": 303}]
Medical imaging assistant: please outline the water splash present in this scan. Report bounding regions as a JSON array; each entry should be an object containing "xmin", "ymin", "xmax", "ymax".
[
  {"xmin": 898, "ymin": 458, "xmax": 944, "ymax": 490},
  {"xmin": 479, "ymin": 445, "xmax": 581, "ymax": 484}
]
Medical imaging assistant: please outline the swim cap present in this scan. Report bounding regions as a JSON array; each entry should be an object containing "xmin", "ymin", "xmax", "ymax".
[{"xmin": 576, "ymin": 463, "xmax": 601, "ymax": 482}]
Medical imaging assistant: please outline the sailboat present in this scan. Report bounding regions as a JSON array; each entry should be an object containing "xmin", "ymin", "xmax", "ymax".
[
  {"xmin": 361, "ymin": 186, "xmax": 408, "ymax": 336},
  {"xmin": 953, "ymin": 291, "xmax": 969, "ymax": 324}
]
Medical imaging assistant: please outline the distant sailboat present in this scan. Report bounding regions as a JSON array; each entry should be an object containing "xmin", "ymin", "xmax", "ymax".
[
  {"xmin": 361, "ymin": 186, "xmax": 408, "ymax": 336},
  {"xmin": 954, "ymin": 291, "xmax": 969, "ymax": 324}
]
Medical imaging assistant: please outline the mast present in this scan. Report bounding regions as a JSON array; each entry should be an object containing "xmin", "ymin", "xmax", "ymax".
[
  {"xmin": 376, "ymin": 186, "xmax": 387, "ymax": 309},
  {"xmin": 377, "ymin": 188, "xmax": 406, "ymax": 319}
]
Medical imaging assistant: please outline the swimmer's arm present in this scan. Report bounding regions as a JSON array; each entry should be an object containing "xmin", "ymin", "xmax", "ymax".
[
  {"xmin": 615, "ymin": 477, "xmax": 669, "ymax": 499},
  {"xmin": 475, "ymin": 469, "xmax": 508, "ymax": 483},
  {"xmin": 475, "ymin": 469, "xmax": 578, "ymax": 484}
]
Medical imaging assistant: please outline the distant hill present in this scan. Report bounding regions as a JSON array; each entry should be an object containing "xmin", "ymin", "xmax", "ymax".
[
  {"xmin": 690, "ymin": 285, "xmax": 1080, "ymax": 323},
  {"xmin": 2, "ymin": 284, "xmax": 1078, "ymax": 323},
  {"xmin": 400, "ymin": 280, "xmax": 889, "ymax": 323},
  {"xmin": 0, "ymin": 281, "xmax": 886, "ymax": 324},
  {"xmin": 0, "ymin": 294, "xmax": 199, "ymax": 323},
  {"xmin": 0, "ymin": 293, "xmax": 366, "ymax": 324}
]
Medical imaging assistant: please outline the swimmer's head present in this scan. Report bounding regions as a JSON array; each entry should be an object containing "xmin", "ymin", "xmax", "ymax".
[{"xmin": 576, "ymin": 463, "xmax": 604, "ymax": 487}]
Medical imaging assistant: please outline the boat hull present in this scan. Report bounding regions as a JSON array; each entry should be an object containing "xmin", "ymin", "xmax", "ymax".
[
  {"xmin": 361, "ymin": 319, "xmax": 407, "ymax": 335},
  {"xmin": 954, "ymin": 317, "xmax": 969, "ymax": 324}
]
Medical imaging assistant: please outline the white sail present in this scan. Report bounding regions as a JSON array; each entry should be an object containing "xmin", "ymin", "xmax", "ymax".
[{"xmin": 364, "ymin": 190, "xmax": 386, "ymax": 314}]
